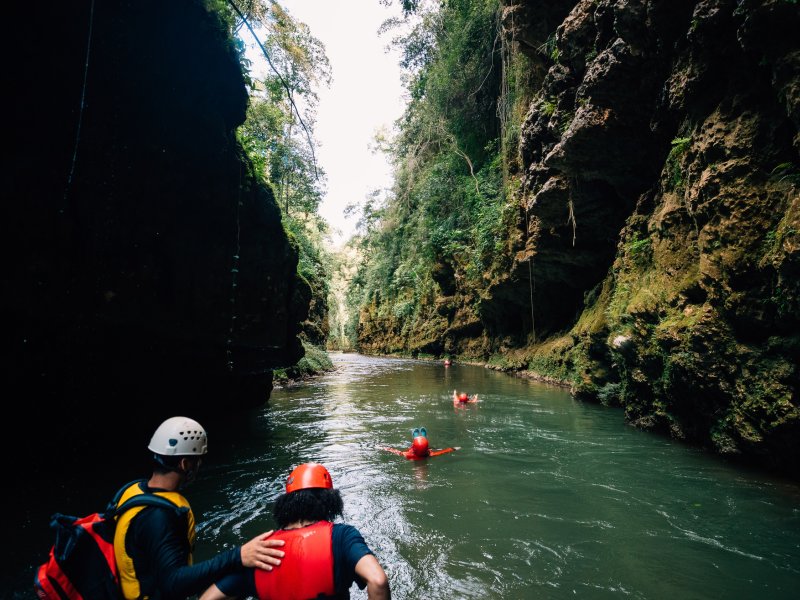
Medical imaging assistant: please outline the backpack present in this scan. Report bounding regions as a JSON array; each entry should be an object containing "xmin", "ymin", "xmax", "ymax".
[{"xmin": 33, "ymin": 479, "xmax": 183, "ymax": 600}]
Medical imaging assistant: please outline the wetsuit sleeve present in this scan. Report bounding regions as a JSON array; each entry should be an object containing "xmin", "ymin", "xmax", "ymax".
[
  {"xmin": 214, "ymin": 569, "xmax": 256, "ymax": 598},
  {"xmin": 130, "ymin": 507, "xmax": 244, "ymax": 599},
  {"xmin": 332, "ymin": 523, "xmax": 375, "ymax": 592}
]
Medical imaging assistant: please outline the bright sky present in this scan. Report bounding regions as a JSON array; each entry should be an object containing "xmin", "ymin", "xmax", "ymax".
[{"xmin": 245, "ymin": 0, "xmax": 407, "ymax": 248}]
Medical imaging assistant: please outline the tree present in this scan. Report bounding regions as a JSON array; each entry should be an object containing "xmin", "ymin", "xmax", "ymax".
[{"xmin": 230, "ymin": 0, "xmax": 331, "ymax": 217}]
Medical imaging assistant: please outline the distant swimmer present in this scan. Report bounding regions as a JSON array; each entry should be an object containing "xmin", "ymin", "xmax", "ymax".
[
  {"xmin": 452, "ymin": 390, "xmax": 479, "ymax": 405},
  {"xmin": 383, "ymin": 427, "xmax": 457, "ymax": 460},
  {"xmin": 444, "ymin": 359, "xmax": 452, "ymax": 367}
]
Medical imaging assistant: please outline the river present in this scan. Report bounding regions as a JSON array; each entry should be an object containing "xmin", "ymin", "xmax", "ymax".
[
  {"xmin": 190, "ymin": 353, "xmax": 800, "ymax": 599},
  {"xmin": 11, "ymin": 352, "xmax": 800, "ymax": 599}
]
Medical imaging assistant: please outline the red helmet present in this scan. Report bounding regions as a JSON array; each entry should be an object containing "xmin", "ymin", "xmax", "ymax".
[
  {"xmin": 285, "ymin": 463, "xmax": 333, "ymax": 493},
  {"xmin": 411, "ymin": 435, "xmax": 429, "ymax": 457},
  {"xmin": 458, "ymin": 393, "xmax": 469, "ymax": 402}
]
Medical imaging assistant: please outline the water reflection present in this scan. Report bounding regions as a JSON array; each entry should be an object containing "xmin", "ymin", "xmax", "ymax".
[{"xmin": 412, "ymin": 461, "xmax": 429, "ymax": 490}]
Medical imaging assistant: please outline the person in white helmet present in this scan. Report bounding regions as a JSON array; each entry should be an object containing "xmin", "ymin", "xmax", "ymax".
[{"xmin": 112, "ymin": 416, "xmax": 286, "ymax": 600}]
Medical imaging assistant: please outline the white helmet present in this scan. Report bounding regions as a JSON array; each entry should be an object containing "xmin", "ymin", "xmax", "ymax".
[{"xmin": 148, "ymin": 416, "xmax": 208, "ymax": 456}]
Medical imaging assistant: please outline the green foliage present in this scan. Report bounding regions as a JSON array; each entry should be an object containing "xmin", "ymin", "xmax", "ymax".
[
  {"xmin": 227, "ymin": 1, "xmax": 334, "ymax": 304},
  {"xmin": 390, "ymin": 0, "xmax": 502, "ymax": 164},
  {"xmin": 671, "ymin": 136, "xmax": 692, "ymax": 151},
  {"xmin": 771, "ymin": 281, "xmax": 793, "ymax": 318},
  {"xmin": 231, "ymin": 1, "xmax": 331, "ymax": 217},
  {"xmin": 667, "ymin": 136, "xmax": 691, "ymax": 190},
  {"xmin": 283, "ymin": 213, "xmax": 330, "ymax": 286},
  {"xmin": 597, "ymin": 382, "xmax": 622, "ymax": 406},
  {"xmin": 212, "ymin": 1, "xmax": 335, "ymax": 355},
  {"xmin": 273, "ymin": 340, "xmax": 334, "ymax": 382},
  {"xmin": 558, "ymin": 111, "xmax": 573, "ymax": 134},
  {"xmin": 379, "ymin": 0, "xmax": 422, "ymax": 16},
  {"xmin": 392, "ymin": 298, "xmax": 416, "ymax": 320},
  {"xmin": 627, "ymin": 234, "xmax": 652, "ymax": 265},
  {"xmin": 203, "ymin": 0, "xmax": 241, "ymax": 39},
  {"xmin": 769, "ymin": 162, "xmax": 800, "ymax": 185},
  {"xmin": 499, "ymin": 46, "xmax": 536, "ymax": 169},
  {"xmin": 537, "ymin": 33, "xmax": 559, "ymax": 63},
  {"xmin": 342, "ymin": 0, "xmax": 538, "ymax": 351}
]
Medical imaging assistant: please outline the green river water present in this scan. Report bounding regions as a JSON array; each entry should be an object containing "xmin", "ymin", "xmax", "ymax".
[
  {"xmin": 189, "ymin": 353, "xmax": 799, "ymax": 599},
  {"xmin": 10, "ymin": 352, "xmax": 799, "ymax": 599}
]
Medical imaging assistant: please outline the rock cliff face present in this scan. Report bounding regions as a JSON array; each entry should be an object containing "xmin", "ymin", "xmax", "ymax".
[
  {"xmin": 359, "ymin": 0, "xmax": 799, "ymax": 477},
  {"xmin": 506, "ymin": 0, "xmax": 799, "ymax": 476},
  {"xmin": 7, "ymin": 0, "xmax": 306, "ymax": 473}
]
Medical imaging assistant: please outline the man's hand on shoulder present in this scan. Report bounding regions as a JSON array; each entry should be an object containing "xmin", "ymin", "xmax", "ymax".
[{"xmin": 241, "ymin": 530, "xmax": 285, "ymax": 570}]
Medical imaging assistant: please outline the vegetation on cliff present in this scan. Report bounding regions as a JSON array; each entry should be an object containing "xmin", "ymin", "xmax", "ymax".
[
  {"xmin": 342, "ymin": 0, "xmax": 799, "ymax": 477},
  {"xmin": 231, "ymin": 0, "xmax": 336, "ymax": 372},
  {"xmin": 344, "ymin": 0, "xmax": 533, "ymax": 357}
]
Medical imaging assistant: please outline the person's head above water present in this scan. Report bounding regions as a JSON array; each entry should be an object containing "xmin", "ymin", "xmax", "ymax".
[
  {"xmin": 411, "ymin": 435, "xmax": 429, "ymax": 457},
  {"xmin": 382, "ymin": 426, "xmax": 456, "ymax": 460},
  {"xmin": 274, "ymin": 462, "xmax": 343, "ymax": 528},
  {"xmin": 285, "ymin": 462, "xmax": 333, "ymax": 493},
  {"xmin": 458, "ymin": 392, "xmax": 469, "ymax": 402}
]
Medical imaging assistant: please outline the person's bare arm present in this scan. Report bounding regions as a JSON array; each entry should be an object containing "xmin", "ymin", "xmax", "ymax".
[
  {"xmin": 198, "ymin": 583, "xmax": 234, "ymax": 600},
  {"xmin": 240, "ymin": 531, "xmax": 285, "ymax": 570},
  {"xmin": 354, "ymin": 554, "xmax": 390, "ymax": 599}
]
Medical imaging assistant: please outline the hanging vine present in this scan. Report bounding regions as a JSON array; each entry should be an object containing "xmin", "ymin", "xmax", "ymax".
[{"xmin": 61, "ymin": 0, "xmax": 96, "ymax": 214}]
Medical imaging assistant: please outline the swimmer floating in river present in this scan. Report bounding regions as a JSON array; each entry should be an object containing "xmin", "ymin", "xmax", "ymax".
[
  {"xmin": 383, "ymin": 427, "xmax": 458, "ymax": 460},
  {"xmin": 452, "ymin": 390, "xmax": 479, "ymax": 405}
]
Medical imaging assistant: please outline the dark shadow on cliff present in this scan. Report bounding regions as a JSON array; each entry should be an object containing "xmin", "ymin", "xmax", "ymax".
[{"xmin": 5, "ymin": 0, "xmax": 307, "ymax": 482}]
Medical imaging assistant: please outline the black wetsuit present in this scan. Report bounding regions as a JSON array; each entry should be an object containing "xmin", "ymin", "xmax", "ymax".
[{"xmin": 124, "ymin": 501, "xmax": 243, "ymax": 600}]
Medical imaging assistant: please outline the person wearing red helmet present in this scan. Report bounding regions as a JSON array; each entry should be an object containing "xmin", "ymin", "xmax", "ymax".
[
  {"xmin": 452, "ymin": 389, "xmax": 479, "ymax": 405},
  {"xmin": 383, "ymin": 427, "xmax": 457, "ymax": 460},
  {"xmin": 200, "ymin": 463, "xmax": 390, "ymax": 600}
]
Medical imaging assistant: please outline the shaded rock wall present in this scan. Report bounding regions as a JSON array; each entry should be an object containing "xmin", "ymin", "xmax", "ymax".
[
  {"xmin": 6, "ymin": 0, "xmax": 306, "ymax": 475},
  {"xmin": 499, "ymin": 0, "xmax": 800, "ymax": 476}
]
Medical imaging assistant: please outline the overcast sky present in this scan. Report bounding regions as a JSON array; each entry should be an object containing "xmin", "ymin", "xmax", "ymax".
[{"xmin": 244, "ymin": 0, "xmax": 408, "ymax": 247}]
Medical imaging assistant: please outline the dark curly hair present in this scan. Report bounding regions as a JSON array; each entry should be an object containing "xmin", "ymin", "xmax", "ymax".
[{"xmin": 273, "ymin": 488, "xmax": 344, "ymax": 528}]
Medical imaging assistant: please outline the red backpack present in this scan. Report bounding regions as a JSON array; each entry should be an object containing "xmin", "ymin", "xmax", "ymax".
[{"xmin": 34, "ymin": 479, "xmax": 183, "ymax": 600}]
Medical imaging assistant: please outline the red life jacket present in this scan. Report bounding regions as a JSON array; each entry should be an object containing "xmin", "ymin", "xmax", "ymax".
[{"xmin": 254, "ymin": 521, "xmax": 335, "ymax": 600}]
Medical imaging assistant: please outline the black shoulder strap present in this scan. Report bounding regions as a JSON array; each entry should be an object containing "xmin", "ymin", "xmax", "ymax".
[
  {"xmin": 113, "ymin": 493, "xmax": 188, "ymax": 517},
  {"xmin": 108, "ymin": 478, "xmax": 147, "ymax": 508},
  {"xmin": 104, "ymin": 478, "xmax": 188, "ymax": 518}
]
